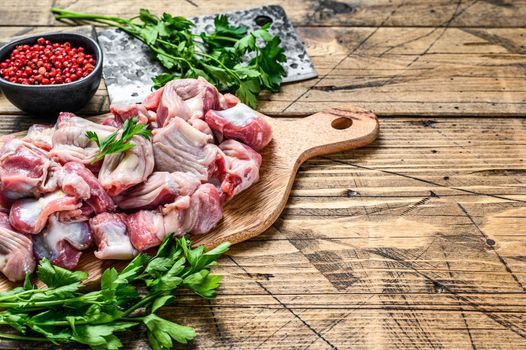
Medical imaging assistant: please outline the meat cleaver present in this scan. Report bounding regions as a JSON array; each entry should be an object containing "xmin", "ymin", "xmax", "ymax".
[{"xmin": 97, "ymin": 5, "xmax": 317, "ymax": 105}]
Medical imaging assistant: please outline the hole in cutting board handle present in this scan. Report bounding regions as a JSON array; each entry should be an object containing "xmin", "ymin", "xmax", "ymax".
[{"xmin": 331, "ymin": 117, "xmax": 353, "ymax": 130}]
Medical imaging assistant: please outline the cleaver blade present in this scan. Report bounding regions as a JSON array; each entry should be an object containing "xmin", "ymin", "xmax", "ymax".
[{"xmin": 97, "ymin": 5, "xmax": 317, "ymax": 105}]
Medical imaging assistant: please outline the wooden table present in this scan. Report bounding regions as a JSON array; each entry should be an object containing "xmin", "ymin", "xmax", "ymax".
[{"xmin": 1, "ymin": 1, "xmax": 526, "ymax": 349}]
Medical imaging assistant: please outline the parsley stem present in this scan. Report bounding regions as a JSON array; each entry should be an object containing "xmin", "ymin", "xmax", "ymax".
[
  {"xmin": 0, "ymin": 333, "xmax": 50, "ymax": 342},
  {"xmin": 197, "ymin": 52, "xmax": 243, "ymax": 84},
  {"xmin": 149, "ymin": 45, "xmax": 195, "ymax": 68},
  {"xmin": 0, "ymin": 289, "xmax": 39, "ymax": 301},
  {"xmin": 51, "ymin": 8, "xmax": 140, "ymax": 38},
  {"xmin": 123, "ymin": 293, "xmax": 158, "ymax": 316},
  {"xmin": 205, "ymin": 35, "xmax": 238, "ymax": 43},
  {"xmin": 121, "ymin": 316, "xmax": 144, "ymax": 321},
  {"xmin": 0, "ymin": 295, "xmax": 101, "ymax": 309},
  {"xmin": 51, "ymin": 8, "xmax": 129, "ymax": 25}
]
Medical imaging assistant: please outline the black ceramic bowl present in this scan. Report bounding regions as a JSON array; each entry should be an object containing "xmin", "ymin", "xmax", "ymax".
[{"xmin": 0, "ymin": 33, "xmax": 103, "ymax": 115}]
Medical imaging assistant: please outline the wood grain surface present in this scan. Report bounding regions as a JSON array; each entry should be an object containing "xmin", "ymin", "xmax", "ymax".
[
  {"xmin": 0, "ymin": 0, "xmax": 526, "ymax": 349},
  {"xmin": 2, "ymin": 0, "xmax": 526, "ymax": 27}
]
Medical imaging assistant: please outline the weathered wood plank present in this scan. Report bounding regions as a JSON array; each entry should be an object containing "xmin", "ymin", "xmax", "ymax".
[
  {"xmin": 2, "ymin": 0, "xmax": 526, "ymax": 27},
  {"xmin": 262, "ymin": 27, "xmax": 526, "ymax": 116},
  {"xmin": 1, "ymin": 26, "xmax": 526, "ymax": 117},
  {"xmin": 1, "ymin": 0, "xmax": 54, "ymax": 26}
]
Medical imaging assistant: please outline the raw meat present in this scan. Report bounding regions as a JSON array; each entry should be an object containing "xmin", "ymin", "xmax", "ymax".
[
  {"xmin": 183, "ymin": 183, "xmax": 223, "ymax": 235},
  {"xmin": 50, "ymin": 115, "xmax": 116, "ymax": 165},
  {"xmin": 219, "ymin": 140, "xmax": 262, "ymax": 201},
  {"xmin": 57, "ymin": 111, "xmax": 77, "ymax": 123},
  {"xmin": 156, "ymin": 77, "xmax": 224, "ymax": 127},
  {"xmin": 98, "ymin": 133, "xmax": 155, "ymax": 196},
  {"xmin": 115, "ymin": 171, "xmax": 200, "ymax": 211},
  {"xmin": 89, "ymin": 213, "xmax": 137, "ymax": 260},
  {"xmin": 24, "ymin": 124, "xmax": 54, "ymax": 151},
  {"xmin": 143, "ymin": 87, "xmax": 164, "ymax": 110},
  {"xmin": 161, "ymin": 195, "xmax": 192, "ymax": 236},
  {"xmin": 222, "ymin": 93, "xmax": 240, "ymax": 108},
  {"xmin": 32, "ymin": 215, "xmax": 92, "ymax": 269},
  {"xmin": 61, "ymin": 162, "xmax": 115, "ymax": 213},
  {"xmin": 0, "ymin": 138, "xmax": 55, "ymax": 201},
  {"xmin": 156, "ymin": 84, "xmax": 192, "ymax": 127},
  {"xmin": 189, "ymin": 119, "xmax": 214, "ymax": 139},
  {"xmin": 0, "ymin": 212, "xmax": 12, "ymax": 229},
  {"xmin": 129, "ymin": 184, "xmax": 222, "ymax": 250},
  {"xmin": 152, "ymin": 117, "xmax": 226, "ymax": 182},
  {"xmin": 205, "ymin": 102, "xmax": 273, "ymax": 150},
  {"xmin": 57, "ymin": 165, "xmax": 91, "ymax": 200},
  {"xmin": 100, "ymin": 116, "xmax": 121, "ymax": 128},
  {"xmin": 0, "ymin": 213, "xmax": 35, "ymax": 281},
  {"xmin": 57, "ymin": 204, "xmax": 95, "ymax": 223},
  {"xmin": 0, "ymin": 195, "xmax": 9, "ymax": 213},
  {"xmin": 175, "ymin": 77, "xmax": 223, "ymax": 118},
  {"xmin": 126, "ymin": 209, "xmax": 166, "ymax": 251},
  {"xmin": 9, "ymin": 191, "xmax": 81, "ymax": 234},
  {"xmin": 40, "ymin": 161, "xmax": 66, "ymax": 194},
  {"xmin": 109, "ymin": 103, "xmax": 150, "ymax": 126},
  {"xmin": 52, "ymin": 114, "xmax": 155, "ymax": 195}
]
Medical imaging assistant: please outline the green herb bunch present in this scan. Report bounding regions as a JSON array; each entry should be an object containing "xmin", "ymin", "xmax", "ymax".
[
  {"xmin": 51, "ymin": 8, "xmax": 287, "ymax": 108},
  {"xmin": 0, "ymin": 236, "xmax": 230, "ymax": 349}
]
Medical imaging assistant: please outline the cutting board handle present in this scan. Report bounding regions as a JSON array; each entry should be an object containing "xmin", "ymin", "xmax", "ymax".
[{"xmin": 284, "ymin": 105, "xmax": 379, "ymax": 160}]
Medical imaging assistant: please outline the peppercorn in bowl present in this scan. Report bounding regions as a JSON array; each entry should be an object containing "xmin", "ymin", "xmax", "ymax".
[{"xmin": 0, "ymin": 33, "xmax": 102, "ymax": 115}]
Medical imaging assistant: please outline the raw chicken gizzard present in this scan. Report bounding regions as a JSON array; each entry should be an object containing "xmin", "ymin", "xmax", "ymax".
[{"xmin": 0, "ymin": 77, "xmax": 272, "ymax": 280}]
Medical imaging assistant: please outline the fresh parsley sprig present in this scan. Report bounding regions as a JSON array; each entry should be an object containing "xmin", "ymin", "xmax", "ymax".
[
  {"xmin": 86, "ymin": 116, "xmax": 152, "ymax": 162},
  {"xmin": 0, "ymin": 236, "xmax": 230, "ymax": 349},
  {"xmin": 51, "ymin": 8, "xmax": 287, "ymax": 108}
]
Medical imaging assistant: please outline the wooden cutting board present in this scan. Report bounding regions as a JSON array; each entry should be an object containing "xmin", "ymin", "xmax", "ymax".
[{"xmin": 0, "ymin": 104, "xmax": 379, "ymax": 290}]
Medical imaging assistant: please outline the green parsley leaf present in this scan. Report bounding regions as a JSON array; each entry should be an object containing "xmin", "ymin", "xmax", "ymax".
[
  {"xmin": 140, "ymin": 23, "xmax": 159, "ymax": 45},
  {"xmin": 144, "ymin": 314, "xmax": 195, "ymax": 348},
  {"xmin": 149, "ymin": 257, "xmax": 185, "ymax": 293},
  {"xmin": 233, "ymin": 64, "xmax": 262, "ymax": 79},
  {"xmin": 85, "ymin": 130, "xmax": 101, "ymax": 148},
  {"xmin": 0, "ymin": 312, "xmax": 28, "ymax": 333},
  {"xmin": 145, "ymin": 257, "xmax": 173, "ymax": 277},
  {"xmin": 183, "ymin": 270, "xmax": 223, "ymax": 298},
  {"xmin": 86, "ymin": 116, "xmax": 152, "ymax": 162},
  {"xmin": 72, "ymin": 323, "xmax": 137, "ymax": 348},
  {"xmin": 121, "ymin": 253, "xmax": 151, "ymax": 275},
  {"xmin": 214, "ymin": 15, "xmax": 247, "ymax": 37},
  {"xmin": 139, "ymin": 8, "xmax": 158, "ymax": 24},
  {"xmin": 37, "ymin": 258, "xmax": 88, "ymax": 288},
  {"xmin": 234, "ymin": 33, "xmax": 256, "ymax": 54},
  {"xmin": 28, "ymin": 322, "xmax": 73, "ymax": 343},
  {"xmin": 236, "ymin": 80, "xmax": 259, "ymax": 108},
  {"xmin": 28, "ymin": 282, "xmax": 83, "ymax": 303},
  {"xmin": 151, "ymin": 295, "xmax": 174, "ymax": 313},
  {"xmin": 160, "ymin": 12, "xmax": 194, "ymax": 31},
  {"xmin": 23, "ymin": 273, "xmax": 34, "ymax": 290},
  {"xmin": 252, "ymin": 25, "xmax": 274, "ymax": 42}
]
